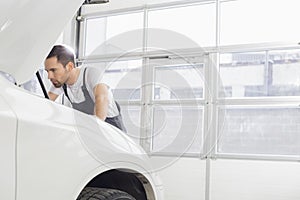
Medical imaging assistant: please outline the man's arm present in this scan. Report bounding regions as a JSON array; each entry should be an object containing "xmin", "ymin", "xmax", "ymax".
[
  {"xmin": 48, "ymin": 91, "xmax": 58, "ymax": 101},
  {"xmin": 93, "ymin": 83, "xmax": 109, "ymax": 121}
]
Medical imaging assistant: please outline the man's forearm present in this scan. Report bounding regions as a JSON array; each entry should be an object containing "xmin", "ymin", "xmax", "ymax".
[
  {"xmin": 93, "ymin": 83, "xmax": 109, "ymax": 121},
  {"xmin": 94, "ymin": 97, "xmax": 108, "ymax": 121}
]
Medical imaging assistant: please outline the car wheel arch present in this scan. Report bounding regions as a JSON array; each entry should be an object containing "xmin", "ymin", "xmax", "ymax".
[{"xmin": 77, "ymin": 168, "xmax": 156, "ymax": 200}]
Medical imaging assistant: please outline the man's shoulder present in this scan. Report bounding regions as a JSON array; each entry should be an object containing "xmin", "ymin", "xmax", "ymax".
[
  {"xmin": 83, "ymin": 65, "xmax": 105, "ymax": 73},
  {"xmin": 79, "ymin": 65, "xmax": 106, "ymax": 89},
  {"xmin": 83, "ymin": 65, "xmax": 105, "ymax": 79}
]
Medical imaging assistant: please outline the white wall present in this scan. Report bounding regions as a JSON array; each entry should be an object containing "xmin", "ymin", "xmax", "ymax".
[
  {"xmin": 150, "ymin": 157, "xmax": 300, "ymax": 200},
  {"xmin": 150, "ymin": 156, "xmax": 206, "ymax": 200},
  {"xmin": 210, "ymin": 159, "xmax": 300, "ymax": 200}
]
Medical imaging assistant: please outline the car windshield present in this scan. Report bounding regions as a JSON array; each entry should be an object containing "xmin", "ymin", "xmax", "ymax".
[
  {"xmin": 0, "ymin": 71, "xmax": 16, "ymax": 84},
  {"xmin": 1, "ymin": 69, "xmax": 47, "ymax": 97}
]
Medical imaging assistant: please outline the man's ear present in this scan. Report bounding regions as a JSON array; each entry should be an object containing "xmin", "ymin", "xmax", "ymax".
[{"xmin": 66, "ymin": 62, "xmax": 74, "ymax": 71}]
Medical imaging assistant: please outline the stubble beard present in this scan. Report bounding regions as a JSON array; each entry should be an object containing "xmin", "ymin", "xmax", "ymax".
[{"xmin": 52, "ymin": 81, "xmax": 63, "ymax": 88}]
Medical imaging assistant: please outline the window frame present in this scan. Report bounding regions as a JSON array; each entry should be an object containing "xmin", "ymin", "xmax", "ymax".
[{"xmin": 76, "ymin": 0, "xmax": 300, "ymax": 161}]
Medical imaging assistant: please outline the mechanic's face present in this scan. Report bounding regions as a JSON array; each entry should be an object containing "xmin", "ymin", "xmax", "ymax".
[{"xmin": 44, "ymin": 57, "xmax": 71, "ymax": 88}]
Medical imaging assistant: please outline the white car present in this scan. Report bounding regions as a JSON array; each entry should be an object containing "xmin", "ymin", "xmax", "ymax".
[{"xmin": 0, "ymin": 0, "xmax": 163, "ymax": 199}]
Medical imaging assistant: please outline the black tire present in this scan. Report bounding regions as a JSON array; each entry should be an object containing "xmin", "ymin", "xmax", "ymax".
[{"xmin": 77, "ymin": 187, "xmax": 136, "ymax": 200}]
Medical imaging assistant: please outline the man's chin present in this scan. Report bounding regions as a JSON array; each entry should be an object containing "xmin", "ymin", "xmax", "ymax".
[{"xmin": 53, "ymin": 83, "xmax": 62, "ymax": 88}]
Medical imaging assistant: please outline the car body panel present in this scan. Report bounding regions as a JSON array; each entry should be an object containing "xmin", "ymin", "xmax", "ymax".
[
  {"xmin": 0, "ymin": 76, "xmax": 162, "ymax": 199},
  {"xmin": 0, "ymin": 81, "xmax": 17, "ymax": 200},
  {"xmin": 0, "ymin": 0, "xmax": 84, "ymax": 84}
]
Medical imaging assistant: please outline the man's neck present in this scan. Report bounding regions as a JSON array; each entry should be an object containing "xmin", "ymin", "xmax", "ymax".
[{"xmin": 66, "ymin": 68, "xmax": 80, "ymax": 86}]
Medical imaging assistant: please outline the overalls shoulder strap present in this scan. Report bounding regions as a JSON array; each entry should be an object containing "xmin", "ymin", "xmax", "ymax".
[
  {"xmin": 82, "ymin": 67, "xmax": 88, "ymax": 89},
  {"xmin": 63, "ymin": 67, "xmax": 88, "ymax": 102},
  {"xmin": 63, "ymin": 83, "xmax": 70, "ymax": 102}
]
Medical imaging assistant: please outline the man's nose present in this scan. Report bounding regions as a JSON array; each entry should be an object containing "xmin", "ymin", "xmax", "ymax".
[{"xmin": 47, "ymin": 72, "xmax": 53, "ymax": 79}]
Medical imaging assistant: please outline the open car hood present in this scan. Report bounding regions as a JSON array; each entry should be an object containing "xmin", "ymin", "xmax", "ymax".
[{"xmin": 0, "ymin": 0, "xmax": 84, "ymax": 84}]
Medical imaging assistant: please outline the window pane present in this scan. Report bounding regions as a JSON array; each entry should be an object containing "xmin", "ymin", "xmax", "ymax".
[
  {"xmin": 85, "ymin": 12, "xmax": 143, "ymax": 56},
  {"xmin": 218, "ymin": 106, "xmax": 300, "ymax": 156},
  {"xmin": 154, "ymin": 63, "xmax": 204, "ymax": 100},
  {"xmin": 148, "ymin": 3, "xmax": 216, "ymax": 49},
  {"xmin": 85, "ymin": 60, "xmax": 142, "ymax": 100},
  {"xmin": 152, "ymin": 106, "xmax": 203, "ymax": 154},
  {"xmin": 220, "ymin": 49, "xmax": 300, "ymax": 97},
  {"xmin": 269, "ymin": 49, "xmax": 300, "ymax": 96},
  {"xmin": 220, "ymin": 0, "xmax": 300, "ymax": 45},
  {"xmin": 121, "ymin": 105, "xmax": 141, "ymax": 144},
  {"xmin": 219, "ymin": 52, "xmax": 266, "ymax": 98}
]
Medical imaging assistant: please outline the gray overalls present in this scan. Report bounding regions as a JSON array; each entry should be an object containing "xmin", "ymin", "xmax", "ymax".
[{"xmin": 63, "ymin": 68, "xmax": 127, "ymax": 132}]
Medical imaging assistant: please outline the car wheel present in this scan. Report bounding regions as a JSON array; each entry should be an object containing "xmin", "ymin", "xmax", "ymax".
[{"xmin": 77, "ymin": 187, "xmax": 136, "ymax": 200}]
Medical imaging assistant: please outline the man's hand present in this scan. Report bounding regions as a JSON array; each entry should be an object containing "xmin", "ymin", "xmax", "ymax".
[
  {"xmin": 93, "ymin": 83, "xmax": 109, "ymax": 121},
  {"xmin": 48, "ymin": 91, "xmax": 58, "ymax": 101}
]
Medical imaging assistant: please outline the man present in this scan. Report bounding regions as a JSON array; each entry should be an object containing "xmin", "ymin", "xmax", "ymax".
[{"xmin": 44, "ymin": 45, "xmax": 126, "ymax": 132}]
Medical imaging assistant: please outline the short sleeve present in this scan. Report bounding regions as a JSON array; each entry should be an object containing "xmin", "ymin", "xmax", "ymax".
[{"xmin": 85, "ymin": 66, "xmax": 106, "ymax": 90}]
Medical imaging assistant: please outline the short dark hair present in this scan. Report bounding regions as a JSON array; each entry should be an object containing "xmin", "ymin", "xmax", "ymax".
[{"xmin": 46, "ymin": 45, "xmax": 75, "ymax": 67}]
